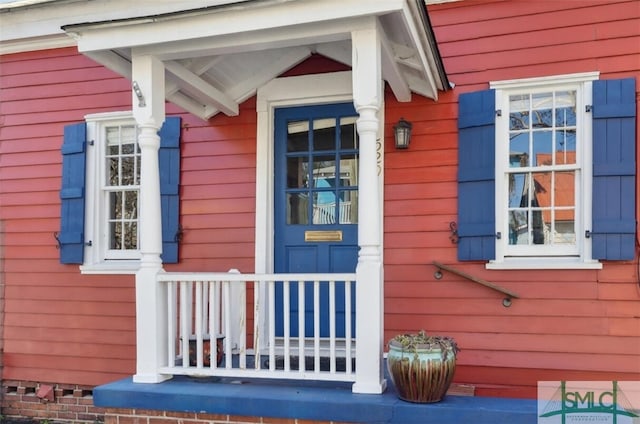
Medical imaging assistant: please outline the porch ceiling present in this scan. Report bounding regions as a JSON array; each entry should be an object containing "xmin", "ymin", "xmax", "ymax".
[{"xmin": 62, "ymin": 0, "xmax": 449, "ymax": 120}]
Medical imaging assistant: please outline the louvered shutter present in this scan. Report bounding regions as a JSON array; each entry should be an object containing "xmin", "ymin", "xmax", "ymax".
[
  {"xmin": 591, "ymin": 78, "xmax": 636, "ymax": 260},
  {"xmin": 457, "ymin": 89, "xmax": 496, "ymax": 260},
  {"xmin": 159, "ymin": 116, "xmax": 182, "ymax": 263},
  {"xmin": 59, "ymin": 123, "xmax": 87, "ymax": 264}
]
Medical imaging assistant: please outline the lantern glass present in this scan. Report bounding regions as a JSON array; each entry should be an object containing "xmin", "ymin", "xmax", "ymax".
[{"xmin": 394, "ymin": 118, "xmax": 412, "ymax": 149}]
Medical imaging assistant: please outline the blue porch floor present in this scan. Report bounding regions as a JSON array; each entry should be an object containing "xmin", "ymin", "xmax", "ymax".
[{"xmin": 94, "ymin": 373, "xmax": 538, "ymax": 424}]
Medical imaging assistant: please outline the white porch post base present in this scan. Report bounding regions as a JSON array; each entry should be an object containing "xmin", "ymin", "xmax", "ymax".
[
  {"xmin": 353, "ymin": 257, "xmax": 386, "ymax": 394},
  {"xmin": 133, "ymin": 266, "xmax": 172, "ymax": 384}
]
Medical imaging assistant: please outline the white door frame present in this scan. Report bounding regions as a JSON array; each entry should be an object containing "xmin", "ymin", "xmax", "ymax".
[{"xmin": 254, "ymin": 70, "xmax": 384, "ymax": 274}]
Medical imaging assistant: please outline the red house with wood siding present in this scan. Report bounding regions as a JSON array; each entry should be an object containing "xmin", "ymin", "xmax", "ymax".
[{"xmin": 0, "ymin": 0, "xmax": 638, "ymax": 423}]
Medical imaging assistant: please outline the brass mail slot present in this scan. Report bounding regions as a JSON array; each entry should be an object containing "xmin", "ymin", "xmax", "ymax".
[{"xmin": 305, "ymin": 230, "xmax": 343, "ymax": 242}]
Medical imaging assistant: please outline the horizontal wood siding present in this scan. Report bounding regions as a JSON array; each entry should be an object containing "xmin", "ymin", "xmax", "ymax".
[
  {"xmin": 0, "ymin": 47, "xmax": 134, "ymax": 385},
  {"xmin": 382, "ymin": 0, "xmax": 639, "ymax": 397},
  {"xmin": 0, "ymin": 47, "xmax": 258, "ymax": 385}
]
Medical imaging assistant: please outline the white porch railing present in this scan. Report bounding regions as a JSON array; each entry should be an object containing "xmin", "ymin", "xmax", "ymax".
[{"xmin": 156, "ymin": 271, "xmax": 357, "ymax": 382}]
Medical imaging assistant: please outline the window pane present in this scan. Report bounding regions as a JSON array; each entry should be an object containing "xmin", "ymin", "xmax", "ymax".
[
  {"xmin": 287, "ymin": 121, "xmax": 309, "ymax": 153},
  {"xmin": 555, "ymin": 129, "xmax": 576, "ymax": 165},
  {"xmin": 287, "ymin": 156, "xmax": 309, "ymax": 189},
  {"xmin": 555, "ymin": 91, "xmax": 576, "ymax": 126},
  {"xmin": 108, "ymin": 157, "xmax": 119, "ymax": 185},
  {"xmin": 509, "ymin": 94, "xmax": 529, "ymax": 130},
  {"xmin": 313, "ymin": 118, "xmax": 336, "ymax": 151},
  {"xmin": 340, "ymin": 154, "xmax": 358, "ymax": 188},
  {"xmin": 508, "ymin": 210, "xmax": 528, "ymax": 245},
  {"xmin": 553, "ymin": 209, "xmax": 575, "ymax": 245},
  {"xmin": 122, "ymin": 143, "xmax": 135, "ymax": 155},
  {"xmin": 110, "ymin": 192, "xmax": 122, "ymax": 219},
  {"xmin": 531, "ymin": 209, "xmax": 546, "ymax": 244},
  {"xmin": 312, "ymin": 155, "xmax": 336, "ymax": 187},
  {"xmin": 123, "ymin": 222, "xmax": 137, "ymax": 249},
  {"xmin": 287, "ymin": 193, "xmax": 308, "ymax": 225},
  {"xmin": 340, "ymin": 117, "xmax": 358, "ymax": 149},
  {"xmin": 124, "ymin": 191, "xmax": 138, "ymax": 219},
  {"xmin": 110, "ymin": 222, "xmax": 121, "ymax": 249},
  {"xmin": 121, "ymin": 157, "xmax": 136, "ymax": 185},
  {"xmin": 531, "ymin": 92, "xmax": 553, "ymax": 128},
  {"xmin": 531, "ymin": 172, "xmax": 550, "ymax": 208},
  {"xmin": 508, "ymin": 173, "xmax": 527, "ymax": 208},
  {"xmin": 339, "ymin": 189, "xmax": 358, "ymax": 224},
  {"xmin": 532, "ymin": 131, "xmax": 553, "ymax": 166},
  {"xmin": 556, "ymin": 171, "xmax": 574, "ymax": 207},
  {"xmin": 313, "ymin": 191, "xmax": 336, "ymax": 224},
  {"xmin": 509, "ymin": 134, "xmax": 529, "ymax": 168}
]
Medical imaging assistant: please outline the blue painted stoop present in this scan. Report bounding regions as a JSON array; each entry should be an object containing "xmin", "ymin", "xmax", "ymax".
[{"xmin": 94, "ymin": 375, "xmax": 538, "ymax": 424}]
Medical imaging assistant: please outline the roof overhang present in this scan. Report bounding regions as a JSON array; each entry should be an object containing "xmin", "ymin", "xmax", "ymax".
[{"xmin": 60, "ymin": 0, "xmax": 449, "ymax": 120}]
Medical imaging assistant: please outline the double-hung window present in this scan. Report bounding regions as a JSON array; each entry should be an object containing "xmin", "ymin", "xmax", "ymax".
[
  {"xmin": 457, "ymin": 73, "xmax": 636, "ymax": 269},
  {"xmin": 87, "ymin": 112, "xmax": 141, "ymax": 269},
  {"xmin": 58, "ymin": 112, "xmax": 181, "ymax": 273}
]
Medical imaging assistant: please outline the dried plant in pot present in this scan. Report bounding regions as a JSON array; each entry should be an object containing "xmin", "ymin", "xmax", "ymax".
[{"xmin": 387, "ymin": 330, "xmax": 459, "ymax": 403}]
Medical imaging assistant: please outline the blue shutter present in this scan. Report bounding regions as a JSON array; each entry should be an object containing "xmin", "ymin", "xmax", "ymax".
[
  {"xmin": 59, "ymin": 123, "xmax": 87, "ymax": 264},
  {"xmin": 159, "ymin": 116, "xmax": 181, "ymax": 263},
  {"xmin": 457, "ymin": 89, "xmax": 496, "ymax": 260},
  {"xmin": 591, "ymin": 78, "xmax": 636, "ymax": 260}
]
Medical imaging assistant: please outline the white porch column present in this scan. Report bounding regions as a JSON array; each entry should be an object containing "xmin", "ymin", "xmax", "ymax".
[
  {"xmin": 351, "ymin": 23, "xmax": 386, "ymax": 394},
  {"xmin": 131, "ymin": 54, "xmax": 170, "ymax": 383}
]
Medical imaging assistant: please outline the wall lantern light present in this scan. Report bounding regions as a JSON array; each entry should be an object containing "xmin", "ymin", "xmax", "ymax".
[{"xmin": 394, "ymin": 118, "xmax": 412, "ymax": 149}]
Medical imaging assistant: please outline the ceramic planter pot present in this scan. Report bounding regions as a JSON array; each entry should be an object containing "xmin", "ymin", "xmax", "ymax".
[{"xmin": 387, "ymin": 336, "xmax": 458, "ymax": 403}]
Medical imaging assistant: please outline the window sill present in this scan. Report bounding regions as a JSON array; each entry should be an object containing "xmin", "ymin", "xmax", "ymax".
[
  {"xmin": 80, "ymin": 261, "xmax": 140, "ymax": 275},
  {"xmin": 486, "ymin": 258, "xmax": 602, "ymax": 270}
]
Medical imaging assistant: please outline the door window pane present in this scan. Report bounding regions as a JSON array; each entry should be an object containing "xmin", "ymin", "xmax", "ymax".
[
  {"xmin": 287, "ymin": 193, "xmax": 309, "ymax": 225},
  {"xmin": 287, "ymin": 121, "xmax": 309, "ymax": 153},
  {"xmin": 287, "ymin": 156, "xmax": 309, "ymax": 189},
  {"xmin": 313, "ymin": 118, "xmax": 336, "ymax": 151},
  {"xmin": 340, "ymin": 117, "xmax": 358, "ymax": 149}
]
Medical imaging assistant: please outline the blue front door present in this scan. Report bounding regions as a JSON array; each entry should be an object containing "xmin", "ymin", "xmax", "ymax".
[{"xmin": 274, "ymin": 103, "xmax": 358, "ymax": 338}]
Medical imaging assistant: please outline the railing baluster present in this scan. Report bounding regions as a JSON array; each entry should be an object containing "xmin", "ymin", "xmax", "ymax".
[
  {"xmin": 298, "ymin": 280, "xmax": 305, "ymax": 373},
  {"xmin": 283, "ymin": 280, "xmax": 290, "ymax": 371},
  {"xmin": 167, "ymin": 281, "xmax": 176, "ymax": 367},
  {"xmin": 268, "ymin": 280, "xmax": 275, "ymax": 372},
  {"xmin": 313, "ymin": 280, "xmax": 320, "ymax": 373},
  {"xmin": 239, "ymin": 280, "xmax": 247, "ymax": 369},
  {"xmin": 345, "ymin": 279, "xmax": 352, "ymax": 374},
  {"xmin": 253, "ymin": 280, "xmax": 261, "ymax": 370},
  {"xmin": 329, "ymin": 280, "xmax": 336, "ymax": 374},
  {"xmin": 195, "ymin": 281, "xmax": 203, "ymax": 368},
  {"xmin": 223, "ymin": 280, "xmax": 232, "ymax": 369},
  {"xmin": 208, "ymin": 281, "xmax": 217, "ymax": 369},
  {"xmin": 179, "ymin": 282, "xmax": 189, "ymax": 367}
]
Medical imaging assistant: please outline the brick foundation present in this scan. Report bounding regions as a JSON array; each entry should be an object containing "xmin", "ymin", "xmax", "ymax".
[
  {"xmin": 1, "ymin": 380, "xmax": 104, "ymax": 423},
  {"xmin": 1, "ymin": 380, "xmax": 343, "ymax": 424}
]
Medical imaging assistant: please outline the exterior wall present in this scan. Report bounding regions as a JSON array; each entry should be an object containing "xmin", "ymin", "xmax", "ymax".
[
  {"xmin": 0, "ymin": 47, "xmax": 258, "ymax": 387},
  {"xmin": 383, "ymin": 0, "xmax": 639, "ymax": 398},
  {"xmin": 0, "ymin": 48, "xmax": 136, "ymax": 386},
  {"xmin": 0, "ymin": 4, "xmax": 637, "ymax": 424}
]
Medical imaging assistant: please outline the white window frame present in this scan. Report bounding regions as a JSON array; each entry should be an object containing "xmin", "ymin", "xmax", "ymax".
[
  {"xmin": 81, "ymin": 111, "xmax": 141, "ymax": 275},
  {"xmin": 488, "ymin": 72, "xmax": 602, "ymax": 270}
]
